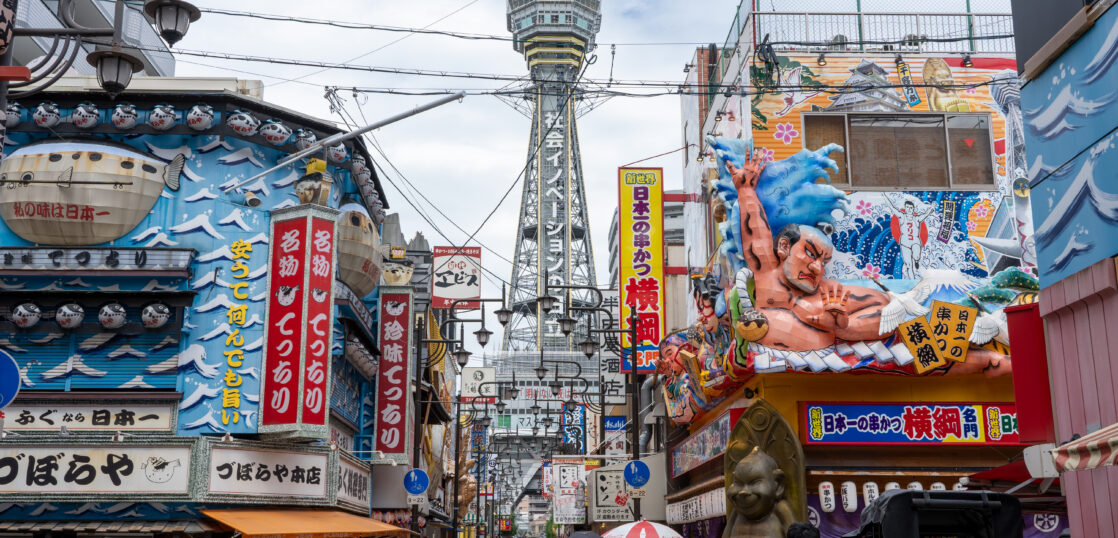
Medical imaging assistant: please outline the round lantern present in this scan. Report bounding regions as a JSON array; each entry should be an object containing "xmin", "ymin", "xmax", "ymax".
[
  {"xmin": 294, "ymin": 128, "xmax": 317, "ymax": 151},
  {"xmin": 818, "ymin": 482, "xmax": 836, "ymax": 513},
  {"xmin": 111, "ymin": 102, "xmax": 139, "ymax": 129},
  {"xmin": 840, "ymin": 481, "xmax": 858, "ymax": 512},
  {"xmin": 71, "ymin": 102, "xmax": 100, "ymax": 129},
  {"xmin": 260, "ymin": 119, "xmax": 292, "ymax": 145},
  {"xmin": 141, "ymin": 303, "xmax": 171, "ymax": 328},
  {"xmin": 98, "ymin": 302, "xmax": 127, "ymax": 329},
  {"xmin": 226, "ymin": 110, "xmax": 260, "ymax": 136},
  {"xmin": 10, "ymin": 302, "xmax": 41, "ymax": 328},
  {"xmin": 862, "ymin": 482, "xmax": 879, "ymax": 507},
  {"xmin": 884, "ymin": 482, "xmax": 900, "ymax": 491},
  {"xmin": 906, "ymin": 482, "xmax": 923, "ymax": 491},
  {"xmin": 326, "ymin": 143, "xmax": 347, "ymax": 163},
  {"xmin": 351, "ymin": 153, "xmax": 367, "ymax": 174},
  {"xmin": 56, "ymin": 303, "xmax": 85, "ymax": 329},
  {"xmin": 186, "ymin": 104, "xmax": 215, "ymax": 131},
  {"xmin": 4, "ymin": 102, "xmax": 19, "ymax": 127},
  {"xmin": 33, "ymin": 102, "xmax": 60, "ymax": 128},
  {"xmin": 148, "ymin": 104, "xmax": 177, "ymax": 130}
]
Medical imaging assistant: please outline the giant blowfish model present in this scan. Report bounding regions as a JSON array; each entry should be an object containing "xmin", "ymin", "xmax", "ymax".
[
  {"xmin": 335, "ymin": 202, "xmax": 383, "ymax": 298},
  {"xmin": 0, "ymin": 139, "xmax": 183, "ymax": 245}
]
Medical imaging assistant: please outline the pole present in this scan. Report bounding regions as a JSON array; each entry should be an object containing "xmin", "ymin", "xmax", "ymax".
[
  {"xmin": 0, "ymin": 0, "xmax": 19, "ymax": 163},
  {"xmin": 411, "ymin": 314, "xmax": 425, "ymax": 534},
  {"xmin": 628, "ymin": 307, "xmax": 641, "ymax": 521},
  {"xmin": 452, "ymin": 393, "xmax": 462, "ymax": 533}
]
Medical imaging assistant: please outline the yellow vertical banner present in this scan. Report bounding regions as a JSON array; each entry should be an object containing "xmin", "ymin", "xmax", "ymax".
[
  {"xmin": 898, "ymin": 317, "xmax": 948, "ymax": 374},
  {"xmin": 927, "ymin": 300, "xmax": 978, "ymax": 363},
  {"xmin": 617, "ymin": 167, "xmax": 665, "ymax": 373}
]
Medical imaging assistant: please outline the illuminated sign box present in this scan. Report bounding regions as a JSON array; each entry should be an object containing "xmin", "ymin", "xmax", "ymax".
[{"xmin": 802, "ymin": 402, "xmax": 1020, "ymax": 445}]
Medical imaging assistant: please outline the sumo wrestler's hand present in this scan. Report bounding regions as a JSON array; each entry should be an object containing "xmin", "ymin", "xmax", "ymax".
[
  {"xmin": 822, "ymin": 282, "xmax": 851, "ymax": 329},
  {"xmin": 727, "ymin": 152, "xmax": 766, "ymax": 191}
]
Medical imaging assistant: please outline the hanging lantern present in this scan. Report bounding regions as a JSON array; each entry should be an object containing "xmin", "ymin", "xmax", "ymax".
[
  {"xmin": 226, "ymin": 110, "xmax": 260, "ymax": 136},
  {"xmin": 141, "ymin": 303, "xmax": 171, "ymax": 328},
  {"xmin": 326, "ymin": 143, "xmax": 348, "ymax": 163},
  {"xmin": 862, "ymin": 482, "xmax": 879, "ymax": 507},
  {"xmin": 10, "ymin": 303, "xmax": 41, "ymax": 328},
  {"xmin": 952, "ymin": 482, "xmax": 967, "ymax": 491},
  {"xmin": 87, "ymin": 49, "xmax": 144, "ymax": 97},
  {"xmin": 143, "ymin": 0, "xmax": 201, "ymax": 47},
  {"xmin": 930, "ymin": 482, "xmax": 946, "ymax": 491},
  {"xmin": 351, "ymin": 153, "xmax": 367, "ymax": 175},
  {"xmin": 148, "ymin": 104, "xmax": 177, "ymax": 130},
  {"xmin": 111, "ymin": 103, "xmax": 139, "ymax": 129},
  {"xmin": 71, "ymin": 102, "xmax": 100, "ymax": 129},
  {"xmin": 884, "ymin": 482, "xmax": 900, "ymax": 491},
  {"xmin": 33, "ymin": 102, "xmax": 61, "ymax": 128},
  {"xmin": 186, "ymin": 104, "xmax": 215, "ymax": 131},
  {"xmin": 259, "ymin": 119, "xmax": 293, "ymax": 145},
  {"xmin": 56, "ymin": 303, "xmax": 85, "ymax": 330},
  {"xmin": 906, "ymin": 482, "xmax": 923, "ymax": 491},
  {"xmin": 4, "ymin": 102, "xmax": 19, "ymax": 128},
  {"xmin": 98, "ymin": 303, "xmax": 128, "ymax": 329},
  {"xmin": 294, "ymin": 128, "xmax": 317, "ymax": 151},
  {"xmin": 818, "ymin": 482, "xmax": 836, "ymax": 513},
  {"xmin": 840, "ymin": 481, "xmax": 858, "ymax": 512}
]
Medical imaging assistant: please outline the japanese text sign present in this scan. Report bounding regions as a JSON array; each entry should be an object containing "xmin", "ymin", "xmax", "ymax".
[
  {"xmin": 928, "ymin": 300, "xmax": 977, "ymax": 363},
  {"xmin": 0, "ymin": 445, "xmax": 191, "ymax": 496},
  {"xmin": 259, "ymin": 206, "xmax": 338, "ymax": 438},
  {"xmin": 432, "ymin": 246, "xmax": 481, "ymax": 309},
  {"xmin": 375, "ymin": 289, "xmax": 414, "ymax": 463},
  {"xmin": 671, "ymin": 407, "xmax": 744, "ymax": 477},
  {"xmin": 590, "ymin": 469, "xmax": 633, "ymax": 522},
  {"xmin": 666, "ymin": 488, "xmax": 726, "ymax": 524},
  {"xmin": 617, "ymin": 167, "xmax": 665, "ymax": 373},
  {"xmin": 5, "ymin": 403, "xmax": 174, "ymax": 431},
  {"xmin": 208, "ymin": 446, "xmax": 328, "ymax": 499},
  {"xmin": 898, "ymin": 316, "xmax": 947, "ymax": 374},
  {"xmin": 561, "ymin": 403, "xmax": 587, "ymax": 455},
  {"xmin": 804, "ymin": 402, "xmax": 1020, "ymax": 445}
]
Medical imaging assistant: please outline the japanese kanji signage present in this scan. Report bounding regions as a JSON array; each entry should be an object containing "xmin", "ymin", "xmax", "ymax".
[
  {"xmin": 590, "ymin": 469, "xmax": 633, "ymax": 522},
  {"xmin": 898, "ymin": 316, "xmax": 948, "ymax": 374},
  {"xmin": 374, "ymin": 288, "xmax": 415, "ymax": 464},
  {"xmin": 666, "ymin": 488, "xmax": 725, "ymax": 524},
  {"xmin": 0, "ymin": 445, "xmax": 191, "ymax": 496},
  {"xmin": 222, "ymin": 236, "xmax": 255, "ymax": 427},
  {"xmin": 259, "ymin": 205, "xmax": 338, "ymax": 439},
  {"xmin": 337, "ymin": 455, "xmax": 372, "ymax": 513},
  {"xmin": 804, "ymin": 402, "xmax": 1020, "ymax": 445},
  {"xmin": 670, "ymin": 406, "xmax": 744, "ymax": 477},
  {"xmin": 4, "ymin": 403, "xmax": 174, "ymax": 431},
  {"xmin": 928, "ymin": 300, "xmax": 977, "ymax": 363},
  {"xmin": 0, "ymin": 247, "xmax": 193, "ymax": 273},
  {"xmin": 552, "ymin": 462, "xmax": 586, "ymax": 524},
  {"xmin": 432, "ymin": 246, "xmax": 481, "ymax": 309},
  {"xmin": 461, "ymin": 367, "xmax": 496, "ymax": 404},
  {"xmin": 617, "ymin": 167, "xmax": 665, "ymax": 374},
  {"xmin": 561, "ymin": 403, "xmax": 587, "ymax": 455},
  {"xmin": 208, "ymin": 446, "xmax": 328, "ymax": 498}
]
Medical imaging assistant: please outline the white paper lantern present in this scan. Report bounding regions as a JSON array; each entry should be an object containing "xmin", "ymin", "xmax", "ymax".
[
  {"xmin": 10, "ymin": 302, "xmax": 40, "ymax": 328},
  {"xmin": 930, "ymin": 482, "xmax": 946, "ymax": 491},
  {"xmin": 885, "ymin": 482, "xmax": 900, "ymax": 491},
  {"xmin": 71, "ymin": 102, "xmax": 100, "ymax": 129},
  {"xmin": 226, "ymin": 110, "xmax": 260, "ymax": 136},
  {"xmin": 148, "ymin": 104, "xmax": 177, "ymax": 130},
  {"xmin": 818, "ymin": 482, "xmax": 836, "ymax": 513},
  {"xmin": 907, "ymin": 481, "xmax": 923, "ymax": 491},
  {"xmin": 56, "ymin": 303, "xmax": 84, "ymax": 329},
  {"xmin": 952, "ymin": 482, "xmax": 967, "ymax": 491},
  {"xmin": 862, "ymin": 482, "xmax": 879, "ymax": 507},
  {"xmin": 327, "ymin": 143, "xmax": 347, "ymax": 163},
  {"xmin": 186, "ymin": 104, "xmax": 215, "ymax": 131},
  {"xmin": 33, "ymin": 102, "xmax": 60, "ymax": 128},
  {"xmin": 98, "ymin": 302, "xmax": 127, "ymax": 329},
  {"xmin": 294, "ymin": 128, "xmax": 317, "ymax": 151},
  {"xmin": 111, "ymin": 102, "xmax": 139, "ymax": 129},
  {"xmin": 141, "ymin": 303, "xmax": 171, "ymax": 328},
  {"xmin": 260, "ymin": 119, "xmax": 293, "ymax": 145},
  {"xmin": 840, "ymin": 481, "xmax": 858, "ymax": 512}
]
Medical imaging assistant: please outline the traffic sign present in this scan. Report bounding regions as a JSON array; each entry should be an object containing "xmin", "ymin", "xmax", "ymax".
[
  {"xmin": 624, "ymin": 460, "xmax": 649, "ymax": 488},
  {"xmin": 0, "ymin": 351, "xmax": 20, "ymax": 410},
  {"xmin": 404, "ymin": 468, "xmax": 430, "ymax": 495}
]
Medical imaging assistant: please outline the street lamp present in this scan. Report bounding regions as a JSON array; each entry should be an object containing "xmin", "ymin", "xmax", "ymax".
[
  {"xmin": 534, "ymin": 365, "xmax": 547, "ymax": 381},
  {"xmin": 556, "ymin": 313, "xmax": 576, "ymax": 335},
  {"xmin": 537, "ymin": 294, "xmax": 558, "ymax": 314},
  {"xmin": 496, "ymin": 400, "xmax": 507, "ymax": 414},
  {"xmin": 143, "ymin": 0, "xmax": 201, "ymax": 47},
  {"xmin": 87, "ymin": 49, "xmax": 143, "ymax": 97},
  {"xmin": 495, "ymin": 304, "xmax": 513, "ymax": 326},
  {"xmin": 474, "ymin": 326, "xmax": 493, "ymax": 347},
  {"xmin": 454, "ymin": 347, "xmax": 472, "ymax": 368},
  {"xmin": 579, "ymin": 335, "xmax": 599, "ymax": 359}
]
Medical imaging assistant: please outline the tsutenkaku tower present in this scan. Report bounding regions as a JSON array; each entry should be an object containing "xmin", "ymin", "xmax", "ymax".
[{"xmin": 503, "ymin": 1, "xmax": 601, "ymax": 351}]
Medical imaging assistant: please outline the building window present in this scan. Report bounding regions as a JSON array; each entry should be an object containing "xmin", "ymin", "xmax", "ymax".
[
  {"xmin": 551, "ymin": 14, "xmax": 559, "ymax": 24},
  {"xmin": 801, "ymin": 112, "xmax": 995, "ymax": 190}
]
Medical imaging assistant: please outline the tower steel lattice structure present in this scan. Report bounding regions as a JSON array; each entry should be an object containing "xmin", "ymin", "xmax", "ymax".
[{"xmin": 503, "ymin": 1, "xmax": 602, "ymax": 352}]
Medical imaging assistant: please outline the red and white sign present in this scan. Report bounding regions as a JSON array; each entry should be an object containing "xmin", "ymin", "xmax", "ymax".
[
  {"xmin": 431, "ymin": 246, "xmax": 481, "ymax": 309},
  {"xmin": 375, "ymin": 290, "xmax": 414, "ymax": 463},
  {"xmin": 259, "ymin": 206, "xmax": 337, "ymax": 437}
]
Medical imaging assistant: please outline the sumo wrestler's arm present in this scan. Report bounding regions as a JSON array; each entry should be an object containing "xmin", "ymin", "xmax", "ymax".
[
  {"xmin": 726, "ymin": 156, "xmax": 778, "ymax": 272},
  {"xmin": 822, "ymin": 281, "xmax": 890, "ymax": 340}
]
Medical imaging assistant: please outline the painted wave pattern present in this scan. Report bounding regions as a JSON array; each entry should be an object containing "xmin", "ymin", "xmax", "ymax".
[{"xmin": 0, "ymin": 132, "xmax": 355, "ymax": 435}]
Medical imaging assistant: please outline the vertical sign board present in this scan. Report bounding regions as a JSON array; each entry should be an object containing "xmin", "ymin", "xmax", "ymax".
[
  {"xmin": 590, "ymin": 469, "xmax": 633, "ymax": 522},
  {"xmin": 431, "ymin": 246, "xmax": 482, "ymax": 309},
  {"xmin": 617, "ymin": 167, "xmax": 665, "ymax": 373},
  {"xmin": 259, "ymin": 205, "xmax": 338, "ymax": 439},
  {"xmin": 536, "ymin": 89, "xmax": 573, "ymax": 347},
  {"xmin": 375, "ymin": 288, "xmax": 414, "ymax": 464}
]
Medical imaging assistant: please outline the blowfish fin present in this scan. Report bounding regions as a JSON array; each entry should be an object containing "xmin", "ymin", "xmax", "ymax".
[
  {"xmin": 57, "ymin": 167, "xmax": 73, "ymax": 188},
  {"xmin": 164, "ymin": 154, "xmax": 184, "ymax": 191}
]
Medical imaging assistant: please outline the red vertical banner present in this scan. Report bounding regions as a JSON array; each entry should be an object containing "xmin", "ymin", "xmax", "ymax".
[
  {"xmin": 302, "ymin": 217, "xmax": 336, "ymax": 426},
  {"xmin": 259, "ymin": 206, "xmax": 338, "ymax": 438},
  {"xmin": 375, "ymin": 289, "xmax": 414, "ymax": 463}
]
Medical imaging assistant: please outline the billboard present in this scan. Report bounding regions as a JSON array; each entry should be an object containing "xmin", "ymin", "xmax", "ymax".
[
  {"xmin": 374, "ymin": 288, "xmax": 415, "ymax": 463},
  {"xmin": 259, "ymin": 205, "xmax": 338, "ymax": 438},
  {"xmin": 432, "ymin": 246, "xmax": 482, "ymax": 309},
  {"xmin": 803, "ymin": 402, "xmax": 1019, "ymax": 445},
  {"xmin": 617, "ymin": 167, "xmax": 664, "ymax": 373}
]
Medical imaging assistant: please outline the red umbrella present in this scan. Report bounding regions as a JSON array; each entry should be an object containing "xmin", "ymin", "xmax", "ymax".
[{"xmin": 601, "ymin": 520, "xmax": 682, "ymax": 538}]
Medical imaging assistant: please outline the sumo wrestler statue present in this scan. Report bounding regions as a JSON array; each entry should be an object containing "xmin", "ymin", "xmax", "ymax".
[{"xmin": 724, "ymin": 446, "xmax": 796, "ymax": 538}]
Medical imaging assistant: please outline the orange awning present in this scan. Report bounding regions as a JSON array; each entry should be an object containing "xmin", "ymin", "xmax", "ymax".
[{"xmin": 202, "ymin": 509, "xmax": 414, "ymax": 538}]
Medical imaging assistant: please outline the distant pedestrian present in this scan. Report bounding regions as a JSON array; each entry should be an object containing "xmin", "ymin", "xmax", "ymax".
[{"xmin": 786, "ymin": 522, "xmax": 820, "ymax": 538}]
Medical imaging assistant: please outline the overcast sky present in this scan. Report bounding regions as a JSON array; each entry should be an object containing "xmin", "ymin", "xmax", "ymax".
[{"xmin": 175, "ymin": 0, "xmax": 739, "ymax": 352}]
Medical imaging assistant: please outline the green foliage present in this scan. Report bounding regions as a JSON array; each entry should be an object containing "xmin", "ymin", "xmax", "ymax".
[{"xmin": 545, "ymin": 517, "xmax": 557, "ymax": 538}]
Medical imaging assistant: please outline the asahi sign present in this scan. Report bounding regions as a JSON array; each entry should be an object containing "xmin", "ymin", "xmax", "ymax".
[
  {"xmin": 259, "ymin": 205, "xmax": 338, "ymax": 439},
  {"xmin": 208, "ymin": 446, "xmax": 328, "ymax": 499},
  {"xmin": 0, "ymin": 445, "xmax": 191, "ymax": 496},
  {"xmin": 374, "ymin": 288, "xmax": 414, "ymax": 464},
  {"xmin": 4, "ymin": 402, "xmax": 175, "ymax": 431}
]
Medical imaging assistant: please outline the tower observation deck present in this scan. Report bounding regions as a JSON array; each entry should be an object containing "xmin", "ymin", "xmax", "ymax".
[{"xmin": 503, "ymin": 1, "xmax": 602, "ymax": 351}]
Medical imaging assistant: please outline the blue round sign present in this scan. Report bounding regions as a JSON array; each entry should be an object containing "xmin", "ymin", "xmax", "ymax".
[
  {"xmin": 404, "ymin": 468, "xmax": 430, "ymax": 495},
  {"xmin": 624, "ymin": 460, "xmax": 650, "ymax": 488},
  {"xmin": 0, "ymin": 351, "xmax": 19, "ymax": 410}
]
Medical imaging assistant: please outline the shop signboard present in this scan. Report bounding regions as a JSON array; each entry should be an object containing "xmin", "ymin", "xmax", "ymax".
[
  {"xmin": 561, "ymin": 403, "xmax": 587, "ymax": 455},
  {"xmin": 432, "ymin": 246, "xmax": 481, "ymax": 309},
  {"xmin": 0, "ymin": 444, "xmax": 192, "ymax": 498},
  {"xmin": 337, "ymin": 454, "xmax": 371, "ymax": 513},
  {"xmin": 208, "ymin": 445, "xmax": 329, "ymax": 499},
  {"xmin": 259, "ymin": 205, "xmax": 338, "ymax": 439},
  {"xmin": 461, "ymin": 367, "xmax": 496, "ymax": 403},
  {"xmin": 604, "ymin": 416, "xmax": 627, "ymax": 463},
  {"xmin": 0, "ymin": 247, "xmax": 193, "ymax": 272},
  {"xmin": 671, "ymin": 406, "xmax": 745, "ymax": 477},
  {"xmin": 666, "ymin": 488, "xmax": 725, "ymax": 524},
  {"xmin": 803, "ymin": 402, "xmax": 1020, "ymax": 445},
  {"xmin": 373, "ymin": 288, "xmax": 415, "ymax": 464},
  {"xmin": 553, "ymin": 462, "xmax": 585, "ymax": 524},
  {"xmin": 590, "ymin": 469, "xmax": 633, "ymax": 522},
  {"xmin": 599, "ymin": 290, "xmax": 627, "ymax": 405},
  {"xmin": 2, "ymin": 401, "xmax": 175, "ymax": 432},
  {"xmin": 617, "ymin": 167, "xmax": 665, "ymax": 373}
]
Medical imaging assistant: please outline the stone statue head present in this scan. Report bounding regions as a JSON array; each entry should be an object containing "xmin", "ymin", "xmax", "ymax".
[{"xmin": 727, "ymin": 446, "xmax": 786, "ymax": 521}]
